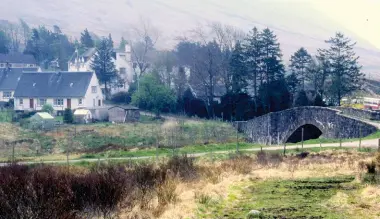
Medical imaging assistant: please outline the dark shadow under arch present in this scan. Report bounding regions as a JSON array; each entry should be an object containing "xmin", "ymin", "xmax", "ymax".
[{"xmin": 286, "ymin": 124, "xmax": 323, "ymax": 143}]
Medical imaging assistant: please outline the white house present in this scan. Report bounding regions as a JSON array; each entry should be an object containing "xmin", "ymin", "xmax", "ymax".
[
  {"xmin": 68, "ymin": 44, "xmax": 134, "ymax": 94},
  {"xmin": 0, "ymin": 67, "xmax": 39, "ymax": 103},
  {"xmin": 0, "ymin": 53, "xmax": 39, "ymax": 69},
  {"xmin": 13, "ymin": 71, "xmax": 104, "ymax": 114}
]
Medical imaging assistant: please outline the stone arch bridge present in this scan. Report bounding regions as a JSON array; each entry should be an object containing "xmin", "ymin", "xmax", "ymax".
[{"xmin": 239, "ymin": 107, "xmax": 378, "ymax": 145}]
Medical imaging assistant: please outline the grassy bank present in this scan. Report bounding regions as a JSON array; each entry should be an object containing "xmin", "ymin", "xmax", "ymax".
[{"xmin": 197, "ymin": 176, "xmax": 357, "ymax": 218}]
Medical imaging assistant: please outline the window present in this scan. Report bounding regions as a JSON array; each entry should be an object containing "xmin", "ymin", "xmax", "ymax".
[
  {"xmin": 54, "ymin": 99, "xmax": 63, "ymax": 106},
  {"xmin": 119, "ymin": 67, "xmax": 126, "ymax": 75},
  {"xmin": 38, "ymin": 99, "xmax": 46, "ymax": 106},
  {"xmin": 3, "ymin": 91, "xmax": 12, "ymax": 98},
  {"xmin": 19, "ymin": 99, "xmax": 23, "ymax": 105},
  {"xmin": 0, "ymin": 64, "xmax": 4, "ymax": 67},
  {"xmin": 91, "ymin": 86, "xmax": 97, "ymax": 93},
  {"xmin": 78, "ymin": 98, "xmax": 83, "ymax": 105}
]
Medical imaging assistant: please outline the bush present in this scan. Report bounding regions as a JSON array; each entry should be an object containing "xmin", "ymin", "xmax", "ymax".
[
  {"xmin": 164, "ymin": 155, "xmax": 197, "ymax": 180},
  {"xmin": 111, "ymin": 92, "xmax": 132, "ymax": 104},
  {"xmin": 221, "ymin": 153, "xmax": 255, "ymax": 174},
  {"xmin": 63, "ymin": 108, "xmax": 74, "ymax": 124},
  {"xmin": 42, "ymin": 104, "xmax": 54, "ymax": 114},
  {"xmin": 5, "ymin": 99, "xmax": 14, "ymax": 108},
  {"xmin": 0, "ymin": 164, "xmax": 132, "ymax": 219}
]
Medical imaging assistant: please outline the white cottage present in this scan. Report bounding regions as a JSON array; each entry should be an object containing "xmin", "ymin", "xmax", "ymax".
[
  {"xmin": 13, "ymin": 71, "xmax": 104, "ymax": 115},
  {"xmin": 68, "ymin": 44, "xmax": 134, "ymax": 94},
  {"xmin": 0, "ymin": 53, "xmax": 39, "ymax": 69},
  {"xmin": 0, "ymin": 67, "xmax": 39, "ymax": 103}
]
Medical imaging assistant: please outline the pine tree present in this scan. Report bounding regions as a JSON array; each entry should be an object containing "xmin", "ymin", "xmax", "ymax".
[
  {"xmin": 119, "ymin": 37, "xmax": 128, "ymax": 51},
  {"xmin": 259, "ymin": 28, "xmax": 285, "ymax": 113},
  {"xmin": 0, "ymin": 31, "xmax": 10, "ymax": 54},
  {"xmin": 289, "ymin": 47, "xmax": 312, "ymax": 90},
  {"xmin": 91, "ymin": 37, "xmax": 117, "ymax": 99},
  {"xmin": 80, "ymin": 29, "xmax": 94, "ymax": 48},
  {"xmin": 24, "ymin": 26, "xmax": 74, "ymax": 70},
  {"xmin": 243, "ymin": 27, "xmax": 263, "ymax": 97},
  {"xmin": 294, "ymin": 90, "xmax": 309, "ymax": 107},
  {"xmin": 107, "ymin": 34, "xmax": 114, "ymax": 48},
  {"xmin": 229, "ymin": 41, "xmax": 248, "ymax": 94},
  {"xmin": 285, "ymin": 72, "xmax": 300, "ymax": 103},
  {"xmin": 260, "ymin": 28, "xmax": 284, "ymax": 83},
  {"xmin": 322, "ymin": 32, "xmax": 363, "ymax": 106}
]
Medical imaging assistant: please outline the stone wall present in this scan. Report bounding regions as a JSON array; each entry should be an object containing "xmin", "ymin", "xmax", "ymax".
[{"xmin": 240, "ymin": 107, "xmax": 377, "ymax": 145}]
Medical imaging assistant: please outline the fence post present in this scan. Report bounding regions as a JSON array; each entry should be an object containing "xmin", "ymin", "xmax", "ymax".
[
  {"xmin": 359, "ymin": 126, "xmax": 362, "ymax": 151},
  {"xmin": 155, "ymin": 129, "xmax": 159, "ymax": 162},
  {"xmin": 12, "ymin": 143, "xmax": 15, "ymax": 163},
  {"xmin": 378, "ymin": 139, "xmax": 380, "ymax": 152},
  {"xmin": 301, "ymin": 127, "xmax": 304, "ymax": 150},
  {"xmin": 236, "ymin": 122, "xmax": 239, "ymax": 153},
  {"xmin": 283, "ymin": 142, "xmax": 286, "ymax": 156}
]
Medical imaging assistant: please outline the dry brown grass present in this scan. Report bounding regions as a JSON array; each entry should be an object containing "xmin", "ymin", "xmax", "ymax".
[{"xmin": 156, "ymin": 150, "xmax": 377, "ymax": 219}]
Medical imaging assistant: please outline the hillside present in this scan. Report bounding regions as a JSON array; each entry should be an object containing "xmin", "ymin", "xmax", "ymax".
[{"xmin": 1, "ymin": 0, "xmax": 380, "ymax": 77}]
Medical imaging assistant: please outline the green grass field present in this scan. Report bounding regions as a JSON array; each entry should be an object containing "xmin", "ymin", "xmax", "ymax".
[{"xmin": 197, "ymin": 176, "xmax": 358, "ymax": 218}]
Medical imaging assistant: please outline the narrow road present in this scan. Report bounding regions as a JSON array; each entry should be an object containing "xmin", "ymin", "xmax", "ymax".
[{"xmin": 1, "ymin": 138, "xmax": 378, "ymax": 166}]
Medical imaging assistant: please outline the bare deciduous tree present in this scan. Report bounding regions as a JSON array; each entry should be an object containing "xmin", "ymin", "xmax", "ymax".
[
  {"xmin": 130, "ymin": 18, "xmax": 160, "ymax": 89},
  {"xmin": 209, "ymin": 22, "xmax": 245, "ymax": 92}
]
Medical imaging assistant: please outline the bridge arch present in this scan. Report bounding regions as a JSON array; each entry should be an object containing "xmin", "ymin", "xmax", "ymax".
[{"xmin": 285, "ymin": 123, "xmax": 323, "ymax": 143}]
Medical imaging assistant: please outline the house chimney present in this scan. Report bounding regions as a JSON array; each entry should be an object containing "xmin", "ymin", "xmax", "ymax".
[{"xmin": 125, "ymin": 43, "xmax": 131, "ymax": 54}]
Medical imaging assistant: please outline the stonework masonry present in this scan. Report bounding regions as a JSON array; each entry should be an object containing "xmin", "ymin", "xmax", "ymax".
[{"xmin": 239, "ymin": 107, "xmax": 378, "ymax": 145}]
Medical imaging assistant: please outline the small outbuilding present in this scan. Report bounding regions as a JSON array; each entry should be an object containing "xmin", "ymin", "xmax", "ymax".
[
  {"xmin": 74, "ymin": 109, "xmax": 92, "ymax": 124},
  {"xmin": 29, "ymin": 112, "xmax": 55, "ymax": 130},
  {"xmin": 108, "ymin": 105, "xmax": 140, "ymax": 123}
]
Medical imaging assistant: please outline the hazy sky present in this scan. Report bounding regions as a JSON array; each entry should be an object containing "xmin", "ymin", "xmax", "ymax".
[{"xmin": 313, "ymin": 0, "xmax": 380, "ymax": 49}]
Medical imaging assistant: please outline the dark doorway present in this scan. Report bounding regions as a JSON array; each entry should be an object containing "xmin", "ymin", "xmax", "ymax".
[
  {"xmin": 67, "ymin": 99, "xmax": 71, "ymax": 109},
  {"xmin": 286, "ymin": 124, "xmax": 322, "ymax": 143},
  {"xmin": 29, "ymin": 99, "xmax": 34, "ymax": 109}
]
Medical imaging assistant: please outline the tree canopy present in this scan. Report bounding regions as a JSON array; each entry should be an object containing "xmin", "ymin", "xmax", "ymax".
[
  {"xmin": 80, "ymin": 29, "xmax": 94, "ymax": 48},
  {"xmin": 90, "ymin": 37, "xmax": 117, "ymax": 99},
  {"xmin": 131, "ymin": 74, "xmax": 176, "ymax": 116}
]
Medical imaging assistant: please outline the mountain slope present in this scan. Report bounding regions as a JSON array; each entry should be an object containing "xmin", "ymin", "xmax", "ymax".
[{"xmin": 1, "ymin": 0, "xmax": 380, "ymax": 77}]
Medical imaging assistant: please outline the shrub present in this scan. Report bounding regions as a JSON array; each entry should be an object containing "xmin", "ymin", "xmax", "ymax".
[
  {"xmin": 0, "ymin": 164, "xmax": 134, "ymax": 219},
  {"xmin": 156, "ymin": 174, "xmax": 178, "ymax": 207},
  {"xmin": 194, "ymin": 192, "xmax": 212, "ymax": 205},
  {"xmin": 366, "ymin": 161, "xmax": 377, "ymax": 174},
  {"xmin": 42, "ymin": 103, "xmax": 54, "ymax": 114},
  {"xmin": 133, "ymin": 164, "xmax": 165, "ymax": 209},
  {"xmin": 222, "ymin": 153, "xmax": 255, "ymax": 174},
  {"xmin": 164, "ymin": 154, "xmax": 197, "ymax": 180},
  {"xmin": 256, "ymin": 151, "xmax": 283, "ymax": 167},
  {"xmin": 5, "ymin": 99, "xmax": 14, "ymax": 108},
  {"xmin": 63, "ymin": 108, "xmax": 74, "ymax": 124},
  {"xmin": 111, "ymin": 92, "xmax": 132, "ymax": 104}
]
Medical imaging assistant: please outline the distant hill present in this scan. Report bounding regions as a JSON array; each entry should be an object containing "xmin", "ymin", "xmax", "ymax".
[{"xmin": 1, "ymin": 0, "xmax": 380, "ymax": 77}]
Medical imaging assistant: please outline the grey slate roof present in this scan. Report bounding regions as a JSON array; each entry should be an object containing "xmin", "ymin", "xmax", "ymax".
[
  {"xmin": 69, "ymin": 48, "xmax": 96, "ymax": 63},
  {"xmin": 14, "ymin": 71, "xmax": 93, "ymax": 98},
  {"xmin": 109, "ymin": 105, "xmax": 139, "ymax": 111},
  {"xmin": 0, "ymin": 53, "xmax": 37, "ymax": 64},
  {"xmin": 0, "ymin": 68, "xmax": 38, "ymax": 91}
]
